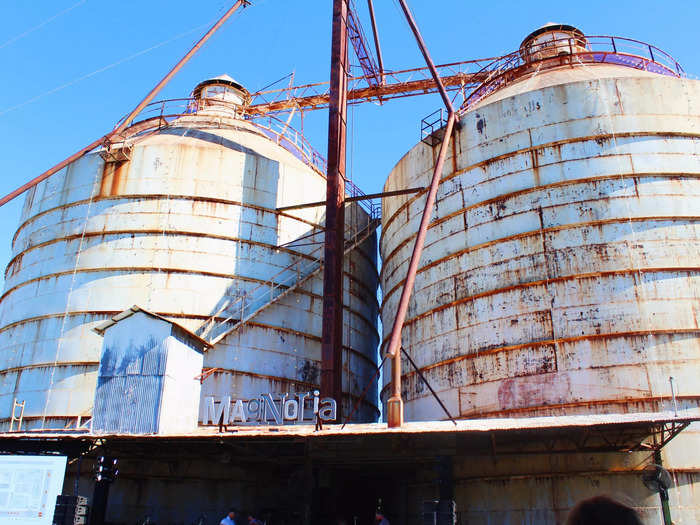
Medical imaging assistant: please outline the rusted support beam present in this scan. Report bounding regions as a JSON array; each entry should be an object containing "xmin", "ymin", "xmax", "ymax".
[
  {"xmin": 247, "ymin": 72, "xmax": 482, "ymax": 115},
  {"xmin": 0, "ymin": 1, "xmax": 250, "ymax": 209},
  {"xmin": 276, "ymin": 186, "xmax": 424, "ymax": 212},
  {"xmin": 113, "ymin": 0, "xmax": 250, "ymax": 134},
  {"xmin": 395, "ymin": 0, "xmax": 455, "ymax": 114},
  {"xmin": 321, "ymin": 0, "xmax": 349, "ymax": 419},
  {"xmin": 386, "ymin": 0, "xmax": 458, "ymax": 428},
  {"xmin": 366, "ymin": 0, "xmax": 385, "ymax": 84},
  {"xmin": 386, "ymin": 113, "xmax": 456, "ymax": 428}
]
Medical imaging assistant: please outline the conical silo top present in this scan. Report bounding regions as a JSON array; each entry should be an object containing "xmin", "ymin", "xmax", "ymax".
[
  {"xmin": 519, "ymin": 22, "xmax": 587, "ymax": 63},
  {"xmin": 192, "ymin": 74, "xmax": 251, "ymax": 112}
]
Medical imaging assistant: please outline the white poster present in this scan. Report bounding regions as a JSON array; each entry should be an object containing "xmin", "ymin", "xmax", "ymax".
[{"xmin": 0, "ymin": 455, "xmax": 67, "ymax": 525}]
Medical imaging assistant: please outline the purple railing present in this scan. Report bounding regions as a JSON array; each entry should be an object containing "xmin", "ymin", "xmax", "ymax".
[{"xmin": 460, "ymin": 35, "xmax": 684, "ymax": 112}]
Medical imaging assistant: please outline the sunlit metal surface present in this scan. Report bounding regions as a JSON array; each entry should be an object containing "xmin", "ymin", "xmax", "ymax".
[
  {"xmin": 381, "ymin": 61, "xmax": 700, "ymax": 522},
  {"xmin": 0, "ymin": 110, "xmax": 379, "ymax": 430}
]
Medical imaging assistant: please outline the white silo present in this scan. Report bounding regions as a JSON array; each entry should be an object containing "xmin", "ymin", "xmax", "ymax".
[
  {"xmin": 381, "ymin": 25, "xmax": 700, "ymax": 522},
  {"xmin": 0, "ymin": 75, "xmax": 380, "ymax": 430}
]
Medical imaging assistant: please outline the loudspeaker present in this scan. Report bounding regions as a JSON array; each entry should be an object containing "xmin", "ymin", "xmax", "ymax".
[{"xmin": 53, "ymin": 495, "xmax": 89, "ymax": 525}]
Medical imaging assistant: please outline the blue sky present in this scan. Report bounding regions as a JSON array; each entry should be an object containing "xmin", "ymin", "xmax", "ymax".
[{"xmin": 0, "ymin": 0, "xmax": 698, "ymax": 290}]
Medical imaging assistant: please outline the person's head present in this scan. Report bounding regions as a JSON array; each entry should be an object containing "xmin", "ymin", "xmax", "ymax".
[
  {"xmin": 566, "ymin": 496, "xmax": 643, "ymax": 525},
  {"xmin": 228, "ymin": 509, "xmax": 237, "ymax": 519},
  {"xmin": 247, "ymin": 516, "xmax": 254, "ymax": 523}
]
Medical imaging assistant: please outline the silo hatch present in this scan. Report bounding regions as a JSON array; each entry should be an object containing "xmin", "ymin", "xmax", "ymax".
[{"xmin": 99, "ymin": 143, "xmax": 133, "ymax": 163}]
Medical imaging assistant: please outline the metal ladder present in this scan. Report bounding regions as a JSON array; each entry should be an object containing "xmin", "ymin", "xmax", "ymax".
[
  {"xmin": 199, "ymin": 218, "xmax": 380, "ymax": 345},
  {"xmin": 9, "ymin": 399, "xmax": 25, "ymax": 431}
]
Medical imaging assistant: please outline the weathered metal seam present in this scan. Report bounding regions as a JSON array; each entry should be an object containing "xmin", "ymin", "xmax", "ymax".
[
  {"xmin": 0, "ymin": 361, "xmax": 99, "ymax": 375},
  {"xmin": 12, "ymin": 193, "xmax": 324, "ymax": 248},
  {"xmin": 456, "ymin": 396, "xmax": 700, "ymax": 418},
  {"xmin": 8, "ymin": 229, "xmax": 322, "ymax": 274},
  {"xmin": 380, "ymin": 172, "xmax": 700, "ymax": 273},
  {"xmin": 0, "ymin": 270, "xmax": 378, "ymax": 338},
  {"xmin": 382, "ymin": 138, "xmax": 700, "ymax": 236},
  {"xmin": 419, "ymin": 128, "xmax": 700, "ymax": 193},
  {"xmin": 0, "ymin": 315, "xmax": 367, "ymax": 368},
  {"xmin": 381, "ymin": 266, "xmax": 700, "ymax": 345},
  {"xmin": 380, "ymin": 218, "xmax": 700, "ymax": 305},
  {"xmin": 394, "ymin": 357, "xmax": 700, "ymax": 394},
  {"xmin": 1, "ymin": 251, "xmax": 380, "ymax": 314},
  {"xmin": 378, "ymin": 326, "xmax": 700, "ymax": 367},
  {"xmin": 0, "ymin": 297, "xmax": 377, "ymax": 342}
]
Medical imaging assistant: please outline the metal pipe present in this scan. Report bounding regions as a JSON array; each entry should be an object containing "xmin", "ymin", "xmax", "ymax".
[
  {"xmin": 395, "ymin": 0, "xmax": 454, "ymax": 113},
  {"xmin": 0, "ymin": 136, "xmax": 106, "ymax": 208},
  {"xmin": 276, "ymin": 186, "xmax": 424, "ymax": 212},
  {"xmin": 0, "ymin": 1, "xmax": 250, "ymax": 209},
  {"xmin": 386, "ymin": 112, "xmax": 455, "ymax": 427},
  {"xmin": 400, "ymin": 347, "xmax": 457, "ymax": 425},
  {"xmin": 113, "ymin": 0, "xmax": 250, "ymax": 134},
  {"xmin": 366, "ymin": 0, "xmax": 385, "ymax": 84},
  {"xmin": 321, "ymin": 0, "xmax": 349, "ymax": 419}
]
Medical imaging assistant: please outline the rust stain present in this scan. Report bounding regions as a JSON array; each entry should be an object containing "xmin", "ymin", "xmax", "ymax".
[
  {"xmin": 100, "ymin": 161, "xmax": 128, "ymax": 197},
  {"xmin": 497, "ymin": 373, "xmax": 571, "ymax": 412},
  {"xmin": 380, "ymin": 130, "xmax": 700, "ymax": 233}
]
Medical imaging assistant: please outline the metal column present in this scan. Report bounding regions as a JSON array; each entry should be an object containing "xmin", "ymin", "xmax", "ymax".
[{"xmin": 321, "ymin": 0, "xmax": 349, "ymax": 417}]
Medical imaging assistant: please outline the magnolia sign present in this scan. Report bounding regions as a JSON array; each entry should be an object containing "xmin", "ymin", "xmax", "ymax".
[{"xmin": 200, "ymin": 390, "xmax": 337, "ymax": 426}]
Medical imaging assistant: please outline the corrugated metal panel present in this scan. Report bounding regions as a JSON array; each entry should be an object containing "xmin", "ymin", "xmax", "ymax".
[{"xmin": 93, "ymin": 336, "xmax": 167, "ymax": 434}]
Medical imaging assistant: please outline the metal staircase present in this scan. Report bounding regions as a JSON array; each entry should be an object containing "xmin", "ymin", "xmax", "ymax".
[{"xmin": 198, "ymin": 218, "xmax": 379, "ymax": 345}]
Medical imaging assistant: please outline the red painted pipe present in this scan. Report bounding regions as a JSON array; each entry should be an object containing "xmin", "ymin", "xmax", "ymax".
[
  {"xmin": 114, "ymin": 0, "xmax": 249, "ymax": 134},
  {"xmin": 386, "ymin": 112, "xmax": 455, "ymax": 427},
  {"xmin": 396, "ymin": 0, "xmax": 455, "ymax": 114},
  {"xmin": 0, "ymin": 1, "xmax": 249, "ymax": 209}
]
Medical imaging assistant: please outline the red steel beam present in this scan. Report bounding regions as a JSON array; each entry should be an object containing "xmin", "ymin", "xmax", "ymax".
[
  {"xmin": 366, "ymin": 0, "xmax": 385, "ymax": 84},
  {"xmin": 386, "ymin": 112, "xmax": 455, "ymax": 427},
  {"xmin": 321, "ymin": 0, "xmax": 349, "ymax": 419},
  {"xmin": 114, "ymin": 0, "xmax": 249, "ymax": 134},
  {"xmin": 0, "ymin": 1, "xmax": 250, "ymax": 209},
  {"xmin": 396, "ymin": 0, "xmax": 455, "ymax": 114},
  {"xmin": 386, "ymin": 0, "xmax": 458, "ymax": 428},
  {"xmin": 247, "ymin": 71, "xmax": 482, "ymax": 115}
]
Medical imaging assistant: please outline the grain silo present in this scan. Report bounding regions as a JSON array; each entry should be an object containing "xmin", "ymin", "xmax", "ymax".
[
  {"xmin": 380, "ymin": 24, "xmax": 700, "ymax": 522},
  {"xmin": 0, "ymin": 74, "xmax": 380, "ymax": 431}
]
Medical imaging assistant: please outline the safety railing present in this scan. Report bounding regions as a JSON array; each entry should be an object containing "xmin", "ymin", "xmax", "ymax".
[
  {"xmin": 114, "ymin": 98, "xmax": 379, "ymax": 220},
  {"xmin": 460, "ymin": 35, "xmax": 684, "ymax": 113},
  {"xmin": 199, "ymin": 217, "xmax": 379, "ymax": 344}
]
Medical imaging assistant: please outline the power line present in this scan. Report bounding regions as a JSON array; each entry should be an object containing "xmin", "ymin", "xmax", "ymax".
[
  {"xmin": 0, "ymin": 0, "xmax": 88, "ymax": 51},
  {"xmin": 0, "ymin": 19, "xmax": 217, "ymax": 118}
]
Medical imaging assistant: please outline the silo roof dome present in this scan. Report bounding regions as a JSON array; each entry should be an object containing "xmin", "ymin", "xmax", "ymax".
[
  {"xmin": 193, "ymin": 74, "xmax": 249, "ymax": 98},
  {"xmin": 520, "ymin": 22, "xmax": 585, "ymax": 50}
]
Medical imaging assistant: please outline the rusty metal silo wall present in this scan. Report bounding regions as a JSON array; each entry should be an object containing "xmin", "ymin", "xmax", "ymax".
[
  {"xmin": 380, "ymin": 68, "xmax": 700, "ymax": 523},
  {"xmin": 0, "ymin": 117, "xmax": 379, "ymax": 430},
  {"xmin": 381, "ymin": 69, "xmax": 700, "ymax": 420}
]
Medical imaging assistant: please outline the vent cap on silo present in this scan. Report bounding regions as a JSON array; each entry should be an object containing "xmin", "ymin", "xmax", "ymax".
[
  {"xmin": 519, "ymin": 23, "xmax": 587, "ymax": 63},
  {"xmin": 193, "ymin": 74, "xmax": 251, "ymax": 116}
]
